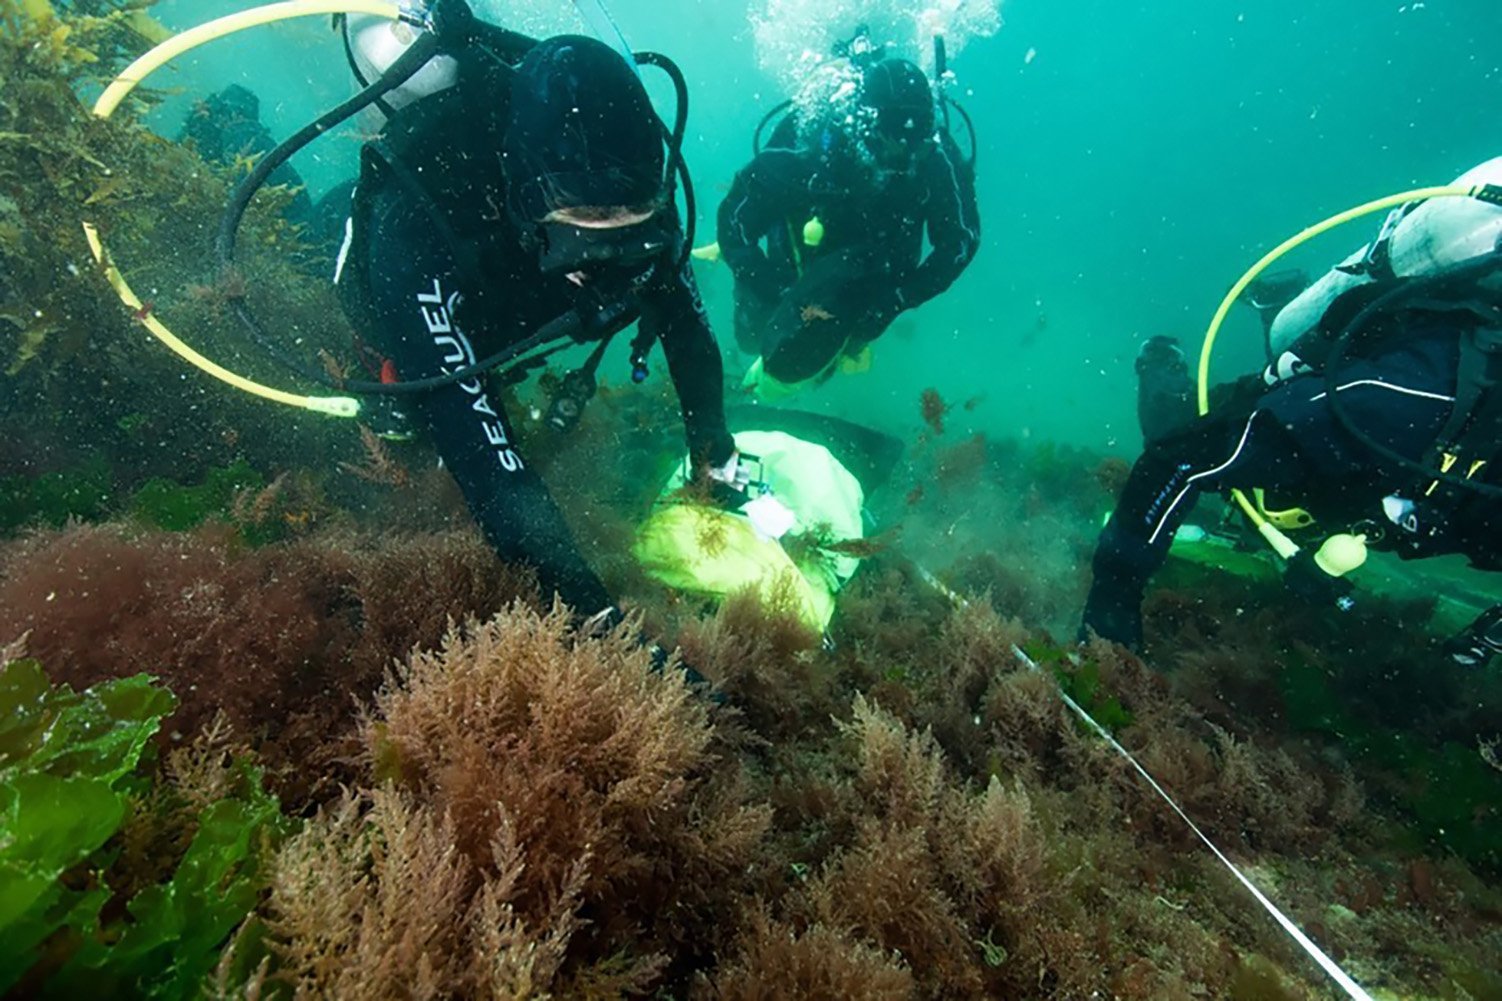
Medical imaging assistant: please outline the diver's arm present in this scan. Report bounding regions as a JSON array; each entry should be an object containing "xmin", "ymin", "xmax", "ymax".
[
  {"xmin": 894, "ymin": 135, "xmax": 980, "ymax": 310},
  {"xmin": 642, "ymin": 251, "xmax": 736, "ymax": 469},
  {"xmin": 716, "ymin": 150, "xmax": 804, "ymax": 299},
  {"xmin": 1083, "ymin": 404, "xmax": 1307, "ymax": 648},
  {"xmin": 352, "ymin": 184, "xmax": 612, "ymax": 613}
]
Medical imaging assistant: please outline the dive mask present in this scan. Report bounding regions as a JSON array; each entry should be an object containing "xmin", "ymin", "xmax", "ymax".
[
  {"xmin": 533, "ymin": 212, "xmax": 675, "ymax": 276},
  {"xmin": 866, "ymin": 126, "xmax": 931, "ymax": 172}
]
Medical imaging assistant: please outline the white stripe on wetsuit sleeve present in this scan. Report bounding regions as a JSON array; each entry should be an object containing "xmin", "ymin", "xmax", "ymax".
[{"xmin": 1147, "ymin": 411, "xmax": 1261, "ymax": 546}]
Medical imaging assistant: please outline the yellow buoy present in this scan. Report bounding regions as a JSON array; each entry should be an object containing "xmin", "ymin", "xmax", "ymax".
[
  {"xmin": 802, "ymin": 216, "xmax": 825, "ymax": 247},
  {"xmin": 1313, "ymin": 533, "xmax": 1369, "ymax": 577}
]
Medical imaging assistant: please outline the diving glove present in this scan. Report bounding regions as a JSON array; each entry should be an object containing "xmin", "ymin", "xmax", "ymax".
[
  {"xmin": 707, "ymin": 451, "xmax": 752, "ymax": 492},
  {"xmin": 1444, "ymin": 605, "xmax": 1502, "ymax": 668},
  {"xmin": 705, "ymin": 450, "xmax": 773, "ymax": 510},
  {"xmin": 1282, "ymin": 550, "xmax": 1356, "ymax": 612},
  {"xmin": 581, "ymin": 606, "xmax": 723, "ymax": 701}
]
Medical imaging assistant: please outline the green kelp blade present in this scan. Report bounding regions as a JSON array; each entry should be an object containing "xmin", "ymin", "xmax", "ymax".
[
  {"xmin": 9, "ymin": 671, "xmax": 176, "ymax": 782},
  {"xmin": 0, "ymin": 660, "xmax": 63, "ymax": 765},
  {"xmin": 0, "ymin": 777, "xmax": 124, "ymax": 991},
  {"xmin": 1, "ymin": 774, "xmax": 125, "ymax": 877},
  {"xmin": 53, "ymin": 761, "xmax": 289, "ymax": 1000},
  {"xmin": 0, "ymin": 665, "xmax": 177, "ymax": 988},
  {"xmin": 0, "ymin": 880, "xmax": 110, "ymax": 996}
]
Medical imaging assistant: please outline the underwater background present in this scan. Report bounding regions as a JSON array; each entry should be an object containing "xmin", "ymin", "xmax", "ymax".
[
  {"xmin": 143, "ymin": 0, "xmax": 1502, "ymax": 450},
  {"xmin": 2, "ymin": 0, "xmax": 1502, "ymax": 998}
]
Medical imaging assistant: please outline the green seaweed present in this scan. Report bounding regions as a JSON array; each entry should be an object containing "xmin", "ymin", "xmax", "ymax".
[
  {"xmin": 47, "ymin": 757, "xmax": 288, "ymax": 1001},
  {"xmin": 1056, "ymin": 657, "xmax": 1135, "ymax": 733},
  {"xmin": 129, "ymin": 461, "xmax": 262, "ymax": 533},
  {"xmin": 1023, "ymin": 640, "xmax": 1136, "ymax": 733},
  {"xmin": 0, "ymin": 459, "xmax": 294, "ymax": 544},
  {"xmin": 1278, "ymin": 658, "xmax": 1502, "ymax": 869},
  {"xmin": 0, "ymin": 661, "xmax": 289, "ymax": 999},
  {"xmin": 0, "ymin": 456, "xmax": 113, "ymax": 534},
  {"xmin": 0, "ymin": 660, "xmax": 176, "ymax": 993}
]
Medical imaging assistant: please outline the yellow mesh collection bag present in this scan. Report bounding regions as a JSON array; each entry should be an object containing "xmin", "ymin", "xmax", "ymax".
[{"xmin": 633, "ymin": 430, "xmax": 865, "ymax": 632}]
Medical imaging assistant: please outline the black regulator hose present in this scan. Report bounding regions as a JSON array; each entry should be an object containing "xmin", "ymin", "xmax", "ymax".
[
  {"xmin": 752, "ymin": 98, "xmax": 794, "ymax": 156},
  {"xmin": 214, "ymin": 19, "xmax": 589, "ymax": 396},
  {"xmin": 216, "ymin": 29, "xmax": 453, "ymax": 393},
  {"xmin": 1324, "ymin": 248, "xmax": 1502, "ymax": 499},
  {"xmin": 634, "ymin": 50, "xmax": 696, "ymax": 268},
  {"xmin": 217, "ymin": 32, "xmax": 442, "ymax": 270}
]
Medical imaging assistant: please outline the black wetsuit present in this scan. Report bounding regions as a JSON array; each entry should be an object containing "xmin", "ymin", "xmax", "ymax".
[
  {"xmin": 1086, "ymin": 311, "xmax": 1501, "ymax": 648},
  {"xmin": 336, "ymin": 86, "xmax": 733, "ymax": 616},
  {"xmin": 716, "ymin": 128, "xmax": 979, "ymax": 383}
]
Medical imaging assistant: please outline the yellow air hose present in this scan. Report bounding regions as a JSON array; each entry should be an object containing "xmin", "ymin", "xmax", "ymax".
[
  {"xmin": 83, "ymin": 0, "xmax": 409, "ymax": 418},
  {"xmin": 1195, "ymin": 183, "xmax": 1491, "ymax": 558}
]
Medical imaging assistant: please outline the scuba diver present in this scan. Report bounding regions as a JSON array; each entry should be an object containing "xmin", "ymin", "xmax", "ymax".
[
  {"xmin": 1134, "ymin": 269, "xmax": 1312, "ymax": 447},
  {"xmin": 333, "ymin": 10, "xmax": 742, "ymax": 628},
  {"xmin": 1084, "ymin": 163, "xmax": 1502, "ymax": 667},
  {"xmin": 180, "ymin": 84, "xmax": 315, "ymax": 226},
  {"xmin": 714, "ymin": 34, "xmax": 980, "ymax": 395},
  {"xmin": 179, "ymin": 84, "xmax": 352, "ymax": 254}
]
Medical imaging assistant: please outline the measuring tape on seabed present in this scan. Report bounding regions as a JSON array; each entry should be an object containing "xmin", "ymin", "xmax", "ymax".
[{"xmin": 911, "ymin": 566, "xmax": 1375, "ymax": 1001}]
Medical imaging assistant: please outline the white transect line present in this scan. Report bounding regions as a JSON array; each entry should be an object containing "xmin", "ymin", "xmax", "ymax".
[
  {"xmin": 910, "ymin": 565, "xmax": 1374, "ymax": 1001},
  {"xmin": 1009, "ymin": 643, "xmax": 1374, "ymax": 1001}
]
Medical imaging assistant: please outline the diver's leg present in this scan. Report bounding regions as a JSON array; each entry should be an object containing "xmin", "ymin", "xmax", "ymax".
[
  {"xmin": 760, "ymin": 251, "xmax": 883, "ymax": 384},
  {"xmin": 351, "ymin": 197, "xmax": 613, "ymax": 616},
  {"xmin": 1087, "ymin": 328, "xmax": 1461, "ymax": 648},
  {"xmin": 732, "ymin": 283, "xmax": 776, "ymax": 355},
  {"xmin": 760, "ymin": 298, "xmax": 853, "ymax": 383}
]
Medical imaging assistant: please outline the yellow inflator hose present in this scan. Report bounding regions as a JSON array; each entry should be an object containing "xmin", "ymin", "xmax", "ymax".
[
  {"xmin": 83, "ymin": 0, "xmax": 408, "ymax": 418},
  {"xmin": 1195, "ymin": 183, "xmax": 1493, "ymax": 557}
]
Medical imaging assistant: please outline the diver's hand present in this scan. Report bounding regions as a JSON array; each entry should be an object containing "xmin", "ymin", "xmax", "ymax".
[
  {"xmin": 1080, "ymin": 585, "xmax": 1145, "ymax": 651},
  {"xmin": 1444, "ymin": 605, "xmax": 1502, "ymax": 668},
  {"xmin": 580, "ymin": 606, "xmax": 722, "ymax": 700},
  {"xmin": 706, "ymin": 451, "xmax": 749, "ymax": 492},
  {"xmin": 1282, "ymin": 550, "xmax": 1356, "ymax": 612},
  {"xmin": 700, "ymin": 451, "xmax": 751, "ymax": 510},
  {"xmin": 732, "ymin": 260, "xmax": 785, "ymax": 308}
]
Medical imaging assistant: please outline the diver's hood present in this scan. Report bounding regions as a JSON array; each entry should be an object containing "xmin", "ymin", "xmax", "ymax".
[
  {"xmin": 861, "ymin": 58, "xmax": 937, "ymax": 145},
  {"xmin": 1270, "ymin": 156, "xmax": 1502, "ymax": 354},
  {"xmin": 503, "ymin": 35, "xmax": 666, "ymax": 226}
]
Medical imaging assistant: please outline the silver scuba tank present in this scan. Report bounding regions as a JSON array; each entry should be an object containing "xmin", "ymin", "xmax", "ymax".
[
  {"xmin": 345, "ymin": 12, "xmax": 460, "ymax": 112},
  {"xmin": 1270, "ymin": 156, "xmax": 1502, "ymax": 356}
]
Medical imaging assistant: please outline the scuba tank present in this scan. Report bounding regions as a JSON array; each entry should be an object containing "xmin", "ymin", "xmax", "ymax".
[
  {"xmin": 1270, "ymin": 156, "xmax": 1502, "ymax": 355},
  {"xmin": 343, "ymin": 13, "xmax": 460, "ymax": 112}
]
